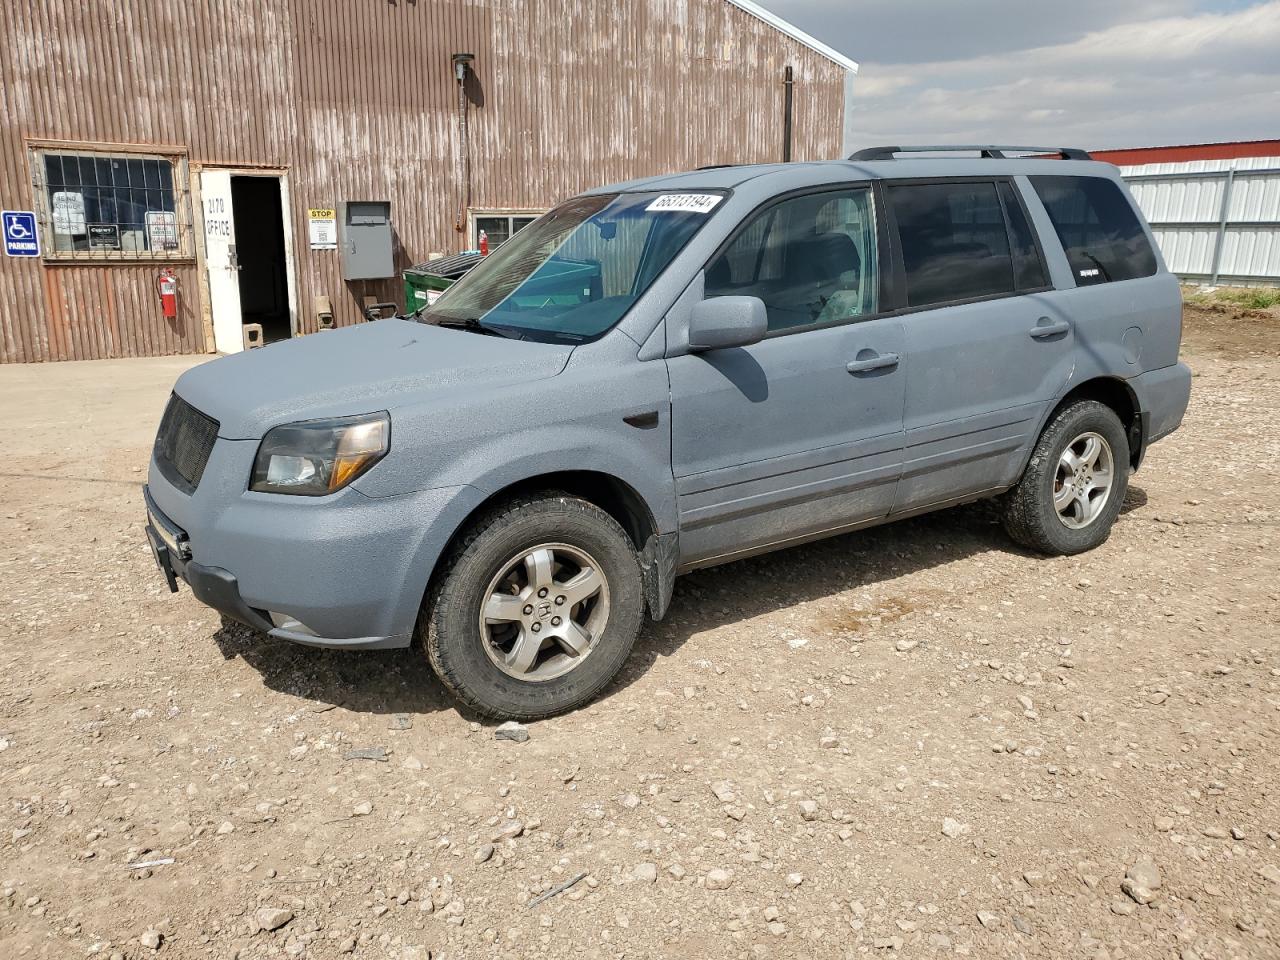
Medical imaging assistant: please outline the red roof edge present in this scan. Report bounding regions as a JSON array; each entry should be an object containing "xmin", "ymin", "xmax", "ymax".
[{"xmin": 1091, "ymin": 139, "xmax": 1280, "ymax": 166}]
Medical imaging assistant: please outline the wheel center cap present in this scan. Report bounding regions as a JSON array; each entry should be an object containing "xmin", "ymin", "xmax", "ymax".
[{"xmin": 533, "ymin": 600, "xmax": 553, "ymax": 622}]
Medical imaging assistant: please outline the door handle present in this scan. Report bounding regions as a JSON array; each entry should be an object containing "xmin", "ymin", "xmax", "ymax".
[
  {"xmin": 846, "ymin": 351, "xmax": 900, "ymax": 374},
  {"xmin": 1029, "ymin": 317, "xmax": 1070, "ymax": 339}
]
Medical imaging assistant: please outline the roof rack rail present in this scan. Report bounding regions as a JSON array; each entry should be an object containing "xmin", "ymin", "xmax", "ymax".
[{"xmin": 849, "ymin": 145, "xmax": 1092, "ymax": 161}]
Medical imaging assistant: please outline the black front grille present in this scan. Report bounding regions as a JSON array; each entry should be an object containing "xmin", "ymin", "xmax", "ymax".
[{"xmin": 154, "ymin": 394, "xmax": 219, "ymax": 493}]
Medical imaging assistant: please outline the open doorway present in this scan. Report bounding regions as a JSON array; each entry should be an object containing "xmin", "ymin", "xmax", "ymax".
[
  {"xmin": 230, "ymin": 176, "xmax": 290, "ymax": 343},
  {"xmin": 201, "ymin": 168, "xmax": 296, "ymax": 354}
]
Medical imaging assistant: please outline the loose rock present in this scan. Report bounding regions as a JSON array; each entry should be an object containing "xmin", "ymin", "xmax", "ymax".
[
  {"xmin": 1121, "ymin": 856, "xmax": 1162, "ymax": 905},
  {"xmin": 494, "ymin": 721, "xmax": 529, "ymax": 743},
  {"xmin": 256, "ymin": 907, "xmax": 294, "ymax": 932},
  {"xmin": 706, "ymin": 868, "xmax": 734, "ymax": 890},
  {"xmin": 711, "ymin": 781, "xmax": 736, "ymax": 803}
]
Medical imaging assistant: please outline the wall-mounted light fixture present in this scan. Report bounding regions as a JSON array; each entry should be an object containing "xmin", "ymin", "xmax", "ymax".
[{"xmin": 452, "ymin": 52, "xmax": 474, "ymax": 82}]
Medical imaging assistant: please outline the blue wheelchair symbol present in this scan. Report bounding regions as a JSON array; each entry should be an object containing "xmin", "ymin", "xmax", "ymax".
[{"xmin": 3, "ymin": 211, "xmax": 40, "ymax": 257}]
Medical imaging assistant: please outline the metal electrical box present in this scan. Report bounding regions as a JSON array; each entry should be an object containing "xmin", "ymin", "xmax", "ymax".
[{"xmin": 339, "ymin": 201, "xmax": 394, "ymax": 280}]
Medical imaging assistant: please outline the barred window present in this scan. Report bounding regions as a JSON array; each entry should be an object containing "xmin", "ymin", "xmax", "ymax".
[{"xmin": 33, "ymin": 145, "xmax": 193, "ymax": 260}]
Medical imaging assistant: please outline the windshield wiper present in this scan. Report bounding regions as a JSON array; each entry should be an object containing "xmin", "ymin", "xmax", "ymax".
[
  {"xmin": 430, "ymin": 316, "xmax": 519, "ymax": 339},
  {"xmin": 1079, "ymin": 250, "xmax": 1112, "ymax": 283}
]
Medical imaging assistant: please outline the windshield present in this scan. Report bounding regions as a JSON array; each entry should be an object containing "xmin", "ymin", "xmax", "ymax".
[{"xmin": 421, "ymin": 191, "xmax": 725, "ymax": 342}]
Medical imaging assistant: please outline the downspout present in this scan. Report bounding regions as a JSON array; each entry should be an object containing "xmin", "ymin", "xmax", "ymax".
[
  {"xmin": 782, "ymin": 65, "xmax": 794, "ymax": 162},
  {"xmin": 452, "ymin": 53, "xmax": 475, "ymax": 238}
]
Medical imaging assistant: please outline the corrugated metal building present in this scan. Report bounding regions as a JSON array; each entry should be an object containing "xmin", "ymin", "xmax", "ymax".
[
  {"xmin": 0, "ymin": 0, "xmax": 858, "ymax": 363},
  {"xmin": 1099, "ymin": 142, "xmax": 1280, "ymax": 287}
]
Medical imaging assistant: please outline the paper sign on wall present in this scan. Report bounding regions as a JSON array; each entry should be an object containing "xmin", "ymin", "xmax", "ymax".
[
  {"xmin": 308, "ymin": 208, "xmax": 337, "ymax": 249},
  {"xmin": 145, "ymin": 211, "xmax": 178, "ymax": 250},
  {"xmin": 52, "ymin": 191, "xmax": 86, "ymax": 234},
  {"xmin": 645, "ymin": 193, "xmax": 723, "ymax": 214}
]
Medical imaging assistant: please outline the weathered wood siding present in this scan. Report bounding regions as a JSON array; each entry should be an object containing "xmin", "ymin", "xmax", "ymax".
[{"xmin": 0, "ymin": 0, "xmax": 848, "ymax": 362}]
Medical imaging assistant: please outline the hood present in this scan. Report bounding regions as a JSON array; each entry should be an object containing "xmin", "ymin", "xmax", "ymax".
[{"xmin": 174, "ymin": 319, "xmax": 573, "ymax": 439}]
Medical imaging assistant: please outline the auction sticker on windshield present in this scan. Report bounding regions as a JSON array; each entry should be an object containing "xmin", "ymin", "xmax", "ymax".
[{"xmin": 645, "ymin": 194, "xmax": 722, "ymax": 214}]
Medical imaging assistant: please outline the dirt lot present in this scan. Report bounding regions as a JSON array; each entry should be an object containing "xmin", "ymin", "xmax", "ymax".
[{"xmin": 2, "ymin": 302, "xmax": 1278, "ymax": 960}]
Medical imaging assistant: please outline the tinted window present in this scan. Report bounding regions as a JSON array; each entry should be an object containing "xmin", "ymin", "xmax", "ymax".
[
  {"xmin": 706, "ymin": 187, "xmax": 879, "ymax": 332},
  {"xmin": 999, "ymin": 182, "xmax": 1047, "ymax": 290},
  {"xmin": 889, "ymin": 182, "xmax": 1014, "ymax": 307},
  {"xmin": 1031, "ymin": 175, "xmax": 1157, "ymax": 285}
]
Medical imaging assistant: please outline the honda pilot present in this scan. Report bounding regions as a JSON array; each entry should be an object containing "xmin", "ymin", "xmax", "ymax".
[{"xmin": 144, "ymin": 145, "xmax": 1192, "ymax": 720}]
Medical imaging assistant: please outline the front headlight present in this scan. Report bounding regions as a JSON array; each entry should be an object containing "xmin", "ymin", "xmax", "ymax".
[{"xmin": 250, "ymin": 412, "xmax": 390, "ymax": 496}]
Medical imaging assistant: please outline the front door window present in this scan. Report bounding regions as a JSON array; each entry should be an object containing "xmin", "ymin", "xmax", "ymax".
[{"xmin": 705, "ymin": 187, "xmax": 879, "ymax": 332}]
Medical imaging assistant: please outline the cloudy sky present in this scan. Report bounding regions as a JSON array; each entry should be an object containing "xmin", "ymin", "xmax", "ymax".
[{"xmin": 760, "ymin": 0, "xmax": 1280, "ymax": 150}]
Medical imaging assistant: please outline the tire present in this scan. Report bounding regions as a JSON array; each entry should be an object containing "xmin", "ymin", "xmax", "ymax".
[
  {"xmin": 1002, "ymin": 400, "xmax": 1130, "ymax": 556},
  {"xmin": 422, "ymin": 492, "xmax": 644, "ymax": 720}
]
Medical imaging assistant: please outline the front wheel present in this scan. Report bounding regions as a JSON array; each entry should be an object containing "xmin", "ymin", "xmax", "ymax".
[
  {"xmin": 422, "ymin": 493, "xmax": 644, "ymax": 720},
  {"xmin": 1001, "ymin": 400, "xmax": 1130, "ymax": 555}
]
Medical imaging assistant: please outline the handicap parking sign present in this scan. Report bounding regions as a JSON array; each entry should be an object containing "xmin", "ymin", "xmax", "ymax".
[{"xmin": 3, "ymin": 211, "xmax": 40, "ymax": 257}]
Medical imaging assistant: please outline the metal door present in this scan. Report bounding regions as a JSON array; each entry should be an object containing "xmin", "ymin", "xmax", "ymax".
[{"xmin": 200, "ymin": 170, "xmax": 243, "ymax": 354}]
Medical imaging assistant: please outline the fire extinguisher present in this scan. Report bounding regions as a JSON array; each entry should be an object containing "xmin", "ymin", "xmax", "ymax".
[
  {"xmin": 156, "ymin": 268, "xmax": 178, "ymax": 319},
  {"xmin": 478, "ymin": 229, "xmax": 489, "ymax": 256}
]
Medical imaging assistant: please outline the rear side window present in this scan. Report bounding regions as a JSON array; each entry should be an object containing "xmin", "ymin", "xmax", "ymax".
[
  {"xmin": 1030, "ymin": 175, "xmax": 1157, "ymax": 285},
  {"xmin": 888, "ymin": 181, "xmax": 1014, "ymax": 308}
]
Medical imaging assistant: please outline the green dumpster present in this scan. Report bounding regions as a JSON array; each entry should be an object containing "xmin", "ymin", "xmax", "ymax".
[
  {"xmin": 403, "ymin": 252, "xmax": 484, "ymax": 312},
  {"xmin": 404, "ymin": 253, "xmax": 603, "ymax": 315}
]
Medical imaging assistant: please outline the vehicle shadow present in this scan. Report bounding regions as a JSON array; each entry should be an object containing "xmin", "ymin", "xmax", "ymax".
[
  {"xmin": 611, "ymin": 498, "xmax": 1011, "ymax": 696},
  {"xmin": 213, "ymin": 484, "xmax": 1150, "ymax": 719},
  {"xmin": 609, "ymin": 481, "xmax": 1151, "ymax": 697},
  {"xmin": 213, "ymin": 619, "xmax": 458, "ymax": 718}
]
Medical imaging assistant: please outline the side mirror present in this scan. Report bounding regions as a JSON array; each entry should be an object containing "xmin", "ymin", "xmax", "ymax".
[{"xmin": 688, "ymin": 296, "xmax": 767, "ymax": 352}]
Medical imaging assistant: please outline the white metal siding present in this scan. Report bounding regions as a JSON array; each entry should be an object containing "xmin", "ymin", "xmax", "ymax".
[{"xmin": 1120, "ymin": 156, "xmax": 1280, "ymax": 285}]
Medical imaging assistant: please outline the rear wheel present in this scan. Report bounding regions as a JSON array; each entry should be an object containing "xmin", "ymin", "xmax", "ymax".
[
  {"xmin": 423, "ymin": 493, "xmax": 643, "ymax": 720},
  {"xmin": 1002, "ymin": 400, "xmax": 1130, "ymax": 555}
]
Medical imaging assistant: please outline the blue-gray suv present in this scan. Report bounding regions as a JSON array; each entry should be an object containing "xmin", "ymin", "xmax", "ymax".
[{"xmin": 144, "ymin": 145, "xmax": 1191, "ymax": 719}]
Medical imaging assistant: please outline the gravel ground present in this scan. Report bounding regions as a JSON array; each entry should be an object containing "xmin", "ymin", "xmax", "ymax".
[{"xmin": 1, "ymin": 306, "xmax": 1278, "ymax": 960}]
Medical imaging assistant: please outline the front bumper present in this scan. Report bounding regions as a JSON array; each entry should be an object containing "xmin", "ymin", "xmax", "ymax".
[
  {"xmin": 143, "ymin": 452, "xmax": 483, "ymax": 650},
  {"xmin": 144, "ymin": 486, "xmax": 409, "ymax": 648}
]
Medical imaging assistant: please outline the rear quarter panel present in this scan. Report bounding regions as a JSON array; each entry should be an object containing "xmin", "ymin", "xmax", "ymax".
[{"xmin": 1016, "ymin": 170, "xmax": 1185, "ymax": 381}]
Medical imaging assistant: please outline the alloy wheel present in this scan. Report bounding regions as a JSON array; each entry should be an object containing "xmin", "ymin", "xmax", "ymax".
[
  {"xmin": 1054, "ymin": 431, "xmax": 1115, "ymax": 529},
  {"xmin": 478, "ymin": 543, "xmax": 609, "ymax": 682}
]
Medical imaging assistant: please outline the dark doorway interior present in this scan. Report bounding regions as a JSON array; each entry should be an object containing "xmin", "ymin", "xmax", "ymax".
[{"xmin": 230, "ymin": 175, "xmax": 290, "ymax": 343}]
